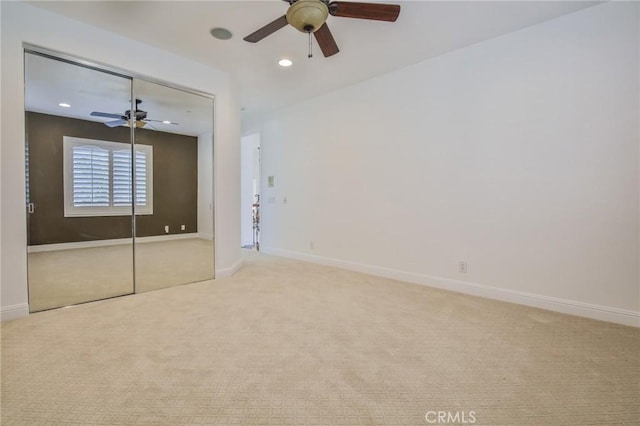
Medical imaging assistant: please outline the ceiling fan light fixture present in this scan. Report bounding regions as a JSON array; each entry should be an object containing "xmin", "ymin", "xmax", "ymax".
[
  {"xmin": 286, "ymin": 0, "xmax": 328, "ymax": 33},
  {"xmin": 124, "ymin": 120, "xmax": 147, "ymax": 128}
]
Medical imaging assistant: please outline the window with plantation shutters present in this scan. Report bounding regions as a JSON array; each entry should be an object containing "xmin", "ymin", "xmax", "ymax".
[{"xmin": 63, "ymin": 136, "xmax": 153, "ymax": 217}]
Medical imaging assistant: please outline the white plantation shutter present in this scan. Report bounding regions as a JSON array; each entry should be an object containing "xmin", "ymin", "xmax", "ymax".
[
  {"xmin": 72, "ymin": 145, "xmax": 110, "ymax": 207},
  {"xmin": 133, "ymin": 147, "xmax": 152, "ymax": 213},
  {"xmin": 63, "ymin": 137, "xmax": 153, "ymax": 217},
  {"xmin": 112, "ymin": 149, "xmax": 133, "ymax": 206},
  {"xmin": 25, "ymin": 144, "xmax": 30, "ymax": 204},
  {"xmin": 135, "ymin": 151, "xmax": 148, "ymax": 207}
]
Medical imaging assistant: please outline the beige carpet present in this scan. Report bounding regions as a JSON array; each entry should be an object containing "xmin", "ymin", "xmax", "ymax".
[
  {"xmin": 2, "ymin": 250, "xmax": 638, "ymax": 425},
  {"xmin": 134, "ymin": 238, "xmax": 214, "ymax": 294},
  {"xmin": 27, "ymin": 238, "xmax": 214, "ymax": 312}
]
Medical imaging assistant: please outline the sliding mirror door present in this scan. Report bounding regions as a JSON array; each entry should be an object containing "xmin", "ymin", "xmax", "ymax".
[
  {"xmin": 25, "ymin": 52, "xmax": 135, "ymax": 312},
  {"xmin": 132, "ymin": 79, "xmax": 214, "ymax": 292}
]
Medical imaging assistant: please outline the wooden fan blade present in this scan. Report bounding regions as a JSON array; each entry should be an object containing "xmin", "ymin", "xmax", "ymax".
[
  {"xmin": 244, "ymin": 15, "xmax": 289, "ymax": 43},
  {"xmin": 329, "ymin": 2, "xmax": 400, "ymax": 22},
  {"xmin": 314, "ymin": 23, "xmax": 339, "ymax": 57},
  {"xmin": 91, "ymin": 111, "xmax": 124, "ymax": 119},
  {"xmin": 104, "ymin": 119, "xmax": 126, "ymax": 128},
  {"xmin": 144, "ymin": 119, "xmax": 179, "ymax": 125}
]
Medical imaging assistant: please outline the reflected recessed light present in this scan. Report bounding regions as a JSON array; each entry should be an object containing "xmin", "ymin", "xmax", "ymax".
[
  {"xmin": 210, "ymin": 27, "xmax": 233, "ymax": 40},
  {"xmin": 58, "ymin": 103, "xmax": 71, "ymax": 108},
  {"xmin": 278, "ymin": 59, "xmax": 293, "ymax": 67},
  {"xmin": 162, "ymin": 120, "xmax": 171, "ymax": 124}
]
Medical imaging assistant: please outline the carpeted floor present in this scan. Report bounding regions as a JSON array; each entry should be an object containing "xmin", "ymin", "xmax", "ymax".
[
  {"xmin": 27, "ymin": 238, "xmax": 214, "ymax": 312},
  {"xmin": 2, "ymin": 250, "xmax": 638, "ymax": 425}
]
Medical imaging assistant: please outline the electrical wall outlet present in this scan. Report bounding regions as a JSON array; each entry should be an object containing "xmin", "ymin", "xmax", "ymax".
[
  {"xmin": 181, "ymin": 225, "xmax": 186, "ymax": 231},
  {"xmin": 459, "ymin": 261, "xmax": 468, "ymax": 274},
  {"xmin": 165, "ymin": 225, "xmax": 169, "ymax": 233}
]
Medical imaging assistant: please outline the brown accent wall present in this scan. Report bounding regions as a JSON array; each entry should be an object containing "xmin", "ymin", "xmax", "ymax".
[{"xmin": 26, "ymin": 112, "xmax": 198, "ymax": 245}]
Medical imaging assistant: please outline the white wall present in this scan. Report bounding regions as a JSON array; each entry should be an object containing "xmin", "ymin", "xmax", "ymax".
[
  {"xmin": 256, "ymin": 2, "xmax": 640, "ymax": 326},
  {"xmin": 241, "ymin": 133, "xmax": 261, "ymax": 247},
  {"xmin": 0, "ymin": 2, "xmax": 242, "ymax": 320}
]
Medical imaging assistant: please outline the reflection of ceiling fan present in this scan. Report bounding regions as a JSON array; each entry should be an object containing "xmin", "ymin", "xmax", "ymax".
[
  {"xmin": 90, "ymin": 99, "xmax": 178, "ymax": 128},
  {"xmin": 244, "ymin": 0, "xmax": 400, "ymax": 58}
]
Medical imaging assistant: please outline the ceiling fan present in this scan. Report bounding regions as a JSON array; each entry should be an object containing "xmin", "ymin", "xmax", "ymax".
[
  {"xmin": 244, "ymin": 0, "xmax": 401, "ymax": 58},
  {"xmin": 90, "ymin": 99, "xmax": 177, "ymax": 128}
]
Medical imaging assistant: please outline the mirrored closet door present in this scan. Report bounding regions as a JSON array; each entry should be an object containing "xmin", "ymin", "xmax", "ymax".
[
  {"xmin": 25, "ymin": 51, "xmax": 214, "ymax": 312},
  {"xmin": 132, "ymin": 79, "xmax": 215, "ymax": 293},
  {"xmin": 25, "ymin": 52, "xmax": 135, "ymax": 312}
]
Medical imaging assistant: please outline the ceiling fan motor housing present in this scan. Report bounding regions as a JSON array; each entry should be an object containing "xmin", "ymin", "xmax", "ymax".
[
  {"xmin": 123, "ymin": 109, "xmax": 147, "ymax": 120},
  {"xmin": 286, "ymin": 0, "xmax": 329, "ymax": 33}
]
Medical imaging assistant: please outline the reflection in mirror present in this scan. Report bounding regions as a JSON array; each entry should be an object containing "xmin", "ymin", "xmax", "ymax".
[
  {"xmin": 132, "ymin": 79, "xmax": 214, "ymax": 292},
  {"xmin": 25, "ymin": 52, "xmax": 134, "ymax": 312}
]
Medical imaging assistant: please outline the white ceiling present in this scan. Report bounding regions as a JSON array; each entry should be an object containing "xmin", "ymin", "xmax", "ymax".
[
  {"xmin": 28, "ymin": 0, "xmax": 600, "ymax": 124},
  {"xmin": 25, "ymin": 52, "xmax": 214, "ymax": 136}
]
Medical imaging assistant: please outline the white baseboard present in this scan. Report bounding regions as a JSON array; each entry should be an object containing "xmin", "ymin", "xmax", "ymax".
[
  {"xmin": 28, "ymin": 233, "xmax": 200, "ymax": 253},
  {"xmin": 261, "ymin": 247, "xmax": 640, "ymax": 328},
  {"xmin": 197, "ymin": 233, "xmax": 214, "ymax": 240},
  {"xmin": 1, "ymin": 303, "xmax": 29, "ymax": 321},
  {"xmin": 215, "ymin": 258, "xmax": 243, "ymax": 278}
]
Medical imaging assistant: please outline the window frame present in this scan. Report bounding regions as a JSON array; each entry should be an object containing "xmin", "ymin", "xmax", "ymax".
[{"xmin": 63, "ymin": 136, "xmax": 153, "ymax": 217}]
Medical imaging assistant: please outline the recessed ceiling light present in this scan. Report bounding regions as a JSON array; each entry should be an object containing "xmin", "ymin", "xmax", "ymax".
[
  {"xmin": 162, "ymin": 120, "xmax": 171, "ymax": 124},
  {"xmin": 58, "ymin": 103, "xmax": 71, "ymax": 108},
  {"xmin": 278, "ymin": 59, "xmax": 293, "ymax": 67},
  {"xmin": 210, "ymin": 27, "xmax": 233, "ymax": 40}
]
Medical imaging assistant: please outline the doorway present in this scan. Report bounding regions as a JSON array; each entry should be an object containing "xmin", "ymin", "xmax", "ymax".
[
  {"xmin": 24, "ymin": 49, "xmax": 215, "ymax": 312},
  {"xmin": 240, "ymin": 133, "xmax": 261, "ymax": 250}
]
